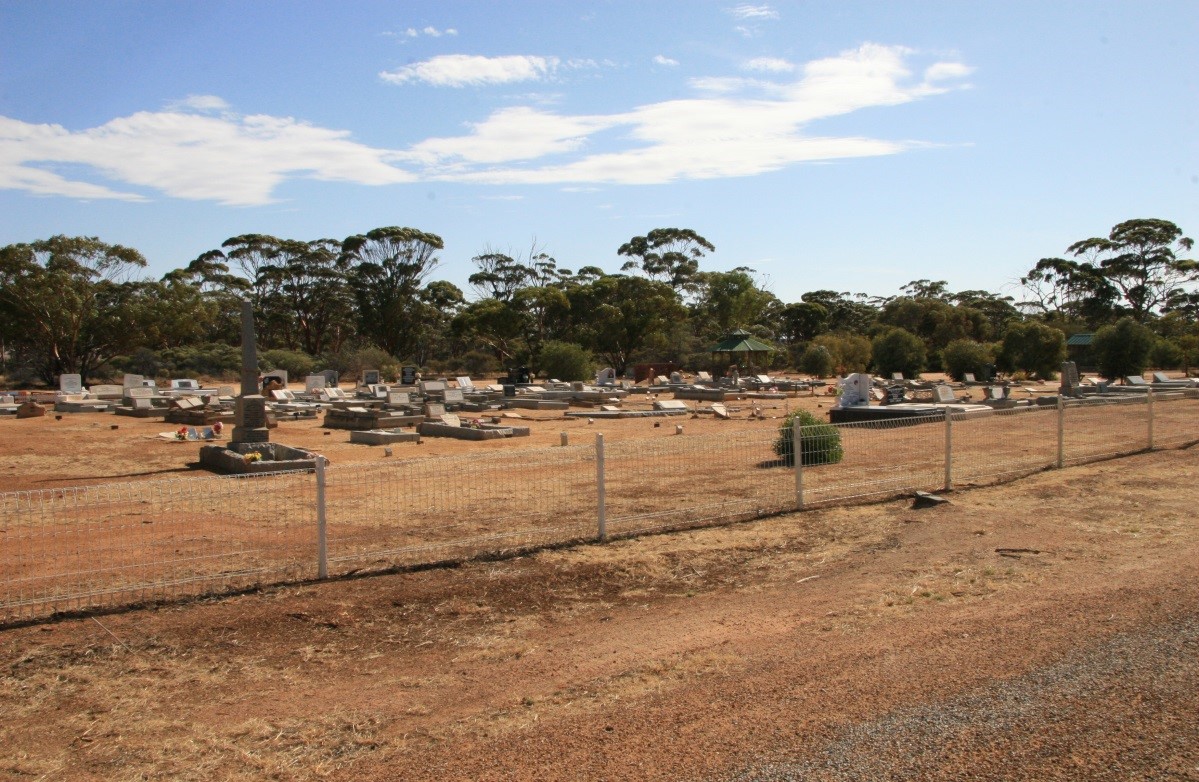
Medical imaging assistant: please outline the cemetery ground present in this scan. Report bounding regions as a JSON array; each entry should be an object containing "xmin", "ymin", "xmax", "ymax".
[{"xmin": 1, "ymin": 386, "xmax": 1197, "ymax": 780}]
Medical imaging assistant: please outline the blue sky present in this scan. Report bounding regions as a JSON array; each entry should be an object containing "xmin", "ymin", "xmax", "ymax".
[{"xmin": 1, "ymin": 1, "xmax": 1195, "ymax": 305}]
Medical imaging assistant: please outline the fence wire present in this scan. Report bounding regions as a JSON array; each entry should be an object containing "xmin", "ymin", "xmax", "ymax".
[
  {"xmin": 2, "ymin": 393, "xmax": 1196, "ymax": 625},
  {"xmin": 0, "ymin": 469, "xmax": 316, "ymax": 623}
]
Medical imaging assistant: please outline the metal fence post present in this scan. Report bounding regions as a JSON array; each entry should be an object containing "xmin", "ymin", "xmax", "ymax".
[
  {"xmin": 793, "ymin": 416, "xmax": 804, "ymax": 509},
  {"xmin": 943, "ymin": 409, "xmax": 954, "ymax": 491},
  {"xmin": 1147, "ymin": 387, "xmax": 1155, "ymax": 450},
  {"xmin": 315, "ymin": 456, "xmax": 328, "ymax": 579},
  {"xmin": 596, "ymin": 433, "xmax": 607, "ymax": 541},
  {"xmin": 1056, "ymin": 395, "xmax": 1065, "ymax": 469}
]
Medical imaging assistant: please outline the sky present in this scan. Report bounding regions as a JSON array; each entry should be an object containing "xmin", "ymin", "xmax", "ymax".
[{"xmin": 1, "ymin": 1, "xmax": 1196, "ymax": 306}]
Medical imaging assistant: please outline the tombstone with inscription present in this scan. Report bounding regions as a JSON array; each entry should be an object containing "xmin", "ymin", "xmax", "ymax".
[
  {"xmin": 400, "ymin": 365, "xmax": 418, "ymax": 385},
  {"xmin": 884, "ymin": 385, "xmax": 907, "ymax": 405},
  {"xmin": 305, "ymin": 374, "xmax": 327, "ymax": 394},
  {"xmin": 835, "ymin": 373, "xmax": 873, "ymax": 408},
  {"xmin": 933, "ymin": 385, "xmax": 958, "ymax": 404},
  {"xmin": 596, "ymin": 367, "xmax": 616, "ymax": 386},
  {"xmin": 59, "ymin": 374, "xmax": 83, "ymax": 394},
  {"xmin": 361, "ymin": 369, "xmax": 381, "ymax": 387}
]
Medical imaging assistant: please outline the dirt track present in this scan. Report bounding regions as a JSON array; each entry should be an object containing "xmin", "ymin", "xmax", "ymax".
[{"xmin": 2, "ymin": 446, "xmax": 1197, "ymax": 781}]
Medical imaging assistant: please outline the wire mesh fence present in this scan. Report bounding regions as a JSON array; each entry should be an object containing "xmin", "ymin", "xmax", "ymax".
[{"xmin": 2, "ymin": 392, "xmax": 1196, "ymax": 625}]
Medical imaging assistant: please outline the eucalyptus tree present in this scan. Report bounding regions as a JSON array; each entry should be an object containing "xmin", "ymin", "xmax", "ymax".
[
  {"xmin": 0, "ymin": 235, "xmax": 149, "ymax": 383},
  {"xmin": 256, "ymin": 239, "xmax": 353, "ymax": 356},
  {"xmin": 1022, "ymin": 219, "xmax": 1195, "ymax": 325},
  {"xmin": 566, "ymin": 274, "xmax": 686, "ymax": 373},
  {"xmin": 341, "ymin": 226, "xmax": 444, "ymax": 359},
  {"xmin": 617, "ymin": 228, "xmax": 714, "ymax": 293}
]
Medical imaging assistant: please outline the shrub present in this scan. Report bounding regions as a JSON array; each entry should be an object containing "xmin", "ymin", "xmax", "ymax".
[
  {"xmin": 798, "ymin": 343, "xmax": 835, "ymax": 378},
  {"xmin": 941, "ymin": 339, "xmax": 995, "ymax": 382},
  {"xmin": 320, "ymin": 346, "xmax": 400, "ymax": 381},
  {"xmin": 999, "ymin": 321, "xmax": 1066, "ymax": 380},
  {"xmin": 459, "ymin": 349, "xmax": 499, "ymax": 377},
  {"xmin": 1150, "ymin": 338, "xmax": 1183, "ymax": 370},
  {"xmin": 536, "ymin": 340, "xmax": 595, "ymax": 382},
  {"xmin": 812, "ymin": 333, "xmax": 871, "ymax": 374},
  {"xmin": 260, "ymin": 349, "xmax": 316, "ymax": 379},
  {"xmin": 1093, "ymin": 317, "xmax": 1155, "ymax": 381},
  {"xmin": 773, "ymin": 409, "xmax": 844, "ymax": 467},
  {"xmin": 871, "ymin": 327, "xmax": 926, "ymax": 379}
]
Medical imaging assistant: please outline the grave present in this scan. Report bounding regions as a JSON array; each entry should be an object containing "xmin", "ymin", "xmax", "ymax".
[
  {"xmin": 59, "ymin": 374, "xmax": 83, "ymax": 394},
  {"xmin": 16, "ymin": 399, "xmax": 47, "ymax": 418},
  {"xmin": 652, "ymin": 399, "xmax": 692, "ymax": 414},
  {"xmin": 417, "ymin": 417, "xmax": 531, "ymax": 440},
  {"xmin": 834, "ymin": 373, "xmax": 873, "ymax": 408},
  {"xmin": 323, "ymin": 406, "xmax": 422, "ymax": 430},
  {"xmin": 400, "ymin": 365, "xmax": 418, "ymax": 385},
  {"xmin": 199, "ymin": 301, "xmax": 321, "ymax": 474},
  {"xmin": 933, "ymin": 385, "xmax": 958, "ymax": 404},
  {"xmin": 349, "ymin": 428, "xmax": 422, "ymax": 445},
  {"xmin": 1059, "ymin": 361, "xmax": 1081, "ymax": 397},
  {"xmin": 304, "ymin": 374, "xmax": 327, "ymax": 395},
  {"xmin": 596, "ymin": 367, "xmax": 616, "ymax": 386},
  {"xmin": 361, "ymin": 369, "xmax": 381, "ymax": 387}
]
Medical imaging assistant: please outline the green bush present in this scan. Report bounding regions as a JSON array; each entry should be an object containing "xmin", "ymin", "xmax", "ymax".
[
  {"xmin": 871, "ymin": 327, "xmax": 926, "ymax": 379},
  {"xmin": 459, "ymin": 349, "xmax": 499, "ymax": 377},
  {"xmin": 320, "ymin": 346, "xmax": 400, "ymax": 382},
  {"xmin": 1093, "ymin": 317, "xmax": 1155, "ymax": 381},
  {"xmin": 773, "ymin": 409, "xmax": 844, "ymax": 467},
  {"xmin": 536, "ymin": 340, "xmax": 595, "ymax": 382},
  {"xmin": 1150, "ymin": 337, "xmax": 1183, "ymax": 370},
  {"xmin": 999, "ymin": 321, "xmax": 1066, "ymax": 380},
  {"xmin": 812, "ymin": 333, "xmax": 872, "ymax": 374},
  {"xmin": 798, "ymin": 343, "xmax": 835, "ymax": 377},
  {"xmin": 260, "ymin": 349, "xmax": 316, "ymax": 379},
  {"xmin": 941, "ymin": 339, "xmax": 995, "ymax": 382}
]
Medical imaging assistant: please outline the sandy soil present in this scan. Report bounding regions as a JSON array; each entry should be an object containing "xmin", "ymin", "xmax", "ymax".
[{"xmin": 2, "ymin": 433, "xmax": 1197, "ymax": 781}]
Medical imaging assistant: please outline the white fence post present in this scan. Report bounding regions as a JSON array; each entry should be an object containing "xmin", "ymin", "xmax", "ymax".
[
  {"xmin": 596, "ymin": 433, "xmax": 607, "ymax": 541},
  {"xmin": 943, "ymin": 409, "xmax": 954, "ymax": 491},
  {"xmin": 315, "ymin": 456, "xmax": 328, "ymax": 579},
  {"xmin": 1147, "ymin": 388, "xmax": 1155, "ymax": 450},
  {"xmin": 793, "ymin": 416, "xmax": 804, "ymax": 509},
  {"xmin": 1056, "ymin": 396, "xmax": 1065, "ymax": 469}
]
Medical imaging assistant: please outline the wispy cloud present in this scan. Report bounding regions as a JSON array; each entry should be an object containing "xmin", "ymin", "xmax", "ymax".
[
  {"xmin": 389, "ymin": 26, "xmax": 458, "ymax": 38},
  {"xmin": 0, "ymin": 44, "xmax": 971, "ymax": 204},
  {"xmin": 744, "ymin": 57, "xmax": 794, "ymax": 73},
  {"xmin": 380, "ymin": 54, "xmax": 559, "ymax": 87},
  {"xmin": 729, "ymin": 4, "xmax": 779, "ymax": 20},
  {"xmin": 653, "ymin": 55, "xmax": 680, "ymax": 67}
]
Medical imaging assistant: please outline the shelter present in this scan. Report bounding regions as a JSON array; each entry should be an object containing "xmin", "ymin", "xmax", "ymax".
[{"xmin": 709, "ymin": 329, "xmax": 774, "ymax": 375}]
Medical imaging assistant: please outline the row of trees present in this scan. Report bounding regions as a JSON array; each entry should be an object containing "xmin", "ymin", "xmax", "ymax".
[{"xmin": 0, "ymin": 219, "xmax": 1193, "ymax": 386}]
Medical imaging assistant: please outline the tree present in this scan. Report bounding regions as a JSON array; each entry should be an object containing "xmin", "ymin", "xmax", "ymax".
[
  {"xmin": 999, "ymin": 321, "xmax": 1066, "ymax": 380},
  {"xmin": 342, "ymin": 227, "xmax": 444, "ymax": 359},
  {"xmin": 778, "ymin": 301, "xmax": 829, "ymax": 345},
  {"xmin": 798, "ymin": 343, "xmax": 835, "ymax": 377},
  {"xmin": 690, "ymin": 269, "xmax": 777, "ymax": 340},
  {"xmin": 871, "ymin": 327, "xmax": 926, "ymax": 379},
  {"xmin": 812, "ymin": 333, "xmax": 872, "ymax": 375},
  {"xmin": 536, "ymin": 340, "xmax": 594, "ymax": 382},
  {"xmin": 1021, "ymin": 219, "xmax": 1196, "ymax": 324},
  {"xmin": 800, "ymin": 290, "xmax": 878, "ymax": 334},
  {"xmin": 0, "ymin": 235, "xmax": 148, "ymax": 384},
  {"xmin": 617, "ymin": 228, "xmax": 714, "ymax": 291},
  {"xmin": 1093, "ymin": 317, "xmax": 1156, "ymax": 381},
  {"xmin": 567, "ymin": 275, "xmax": 685, "ymax": 373},
  {"xmin": 256, "ymin": 239, "xmax": 353, "ymax": 355}
]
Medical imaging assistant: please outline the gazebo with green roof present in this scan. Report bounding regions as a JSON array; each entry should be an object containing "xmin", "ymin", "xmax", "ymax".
[{"xmin": 710, "ymin": 329, "xmax": 774, "ymax": 375}]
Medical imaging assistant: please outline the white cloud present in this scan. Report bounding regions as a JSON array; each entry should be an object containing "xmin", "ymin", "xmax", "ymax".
[
  {"xmin": 396, "ymin": 26, "xmax": 455, "ymax": 38},
  {"xmin": 380, "ymin": 54, "xmax": 559, "ymax": 87},
  {"xmin": 0, "ymin": 44, "xmax": 972, "ymax": 204},
  {"xmin": 653, "ymin": 55, "xmax": 680, "ymax": 67},
  {"xmin": 744, "ymin": 57, "xmax": 794, "ymax": 73},
  {"xmin": 0, "ymin": 109, "xmax": 414, "ymax": 206},
  {"xmin": 729, "ymin": 4, "xmax": 779, "ymax": 20}
]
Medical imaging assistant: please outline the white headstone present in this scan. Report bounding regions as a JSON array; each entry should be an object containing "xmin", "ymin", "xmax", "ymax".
[
  {"xmin": 596, "ymin": 367, "xmax": 616, "ymax": 386},
  {"xmin": 456, "ymin": 376, "xmax": 475, "ymax": 389},
  {"xmin": 933, "ymin": 385, "xmax": 957, "ymax": 404},
  {"xmin": 305, "ymin": 375, "xmax": 326, "ymax": 392},
  {"xmin": 444, "ymin": 388, "xmax": 465, "ymax": 404},
  {"xmin": 59, "ymin": 374, "xmax": 83, "ymax": 393},
  {"xmin": 123, "ymin": 373, "xmax": 144, "ymax": 389},
  {"xmin": 836, "ymin": 373, "xmax": 872, "ymax": 408}
]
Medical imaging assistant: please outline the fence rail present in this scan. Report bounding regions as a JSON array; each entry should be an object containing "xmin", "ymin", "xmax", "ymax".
[{"xmin": 3, "ymin": 392, "xmax": 1196, "ymax": 625}]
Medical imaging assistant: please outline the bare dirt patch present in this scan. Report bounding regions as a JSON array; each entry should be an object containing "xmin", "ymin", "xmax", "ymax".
[{"xmin": 2, "ymin": 440, "xmax": 1197, "ymax": 781}]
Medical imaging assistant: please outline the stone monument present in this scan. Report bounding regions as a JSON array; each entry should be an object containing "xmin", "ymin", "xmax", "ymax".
[
  {"xmin": 835, "ymin": 373, "xmax": 872, "ymax": 408},
  {"xmin": 233, "ymin": 300, "xmax": 270, "ymax": 444}
]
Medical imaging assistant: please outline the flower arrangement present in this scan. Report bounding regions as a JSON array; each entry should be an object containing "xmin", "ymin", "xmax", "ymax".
[
  {"xmin": 174, "ymin": 426, "xmax": 189, "ymax": 441},
  {"xmin": 242, "ymin": 451, "xmax": 263, "ymax": 464},
  {"xmin": 212, "ymin": 421, "xmax": 223, "ymax": 435}
]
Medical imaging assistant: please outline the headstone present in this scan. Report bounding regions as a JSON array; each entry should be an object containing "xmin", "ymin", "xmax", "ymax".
[
  {"xmin": 885, "ymin": 385, "xmax": 906, "ymax": 405},
  {"xmin": 59, "ymin": 374, "xmax": 83, "ymax": 394},
  {"xmin": 711, "ymin": 403, "xmax": 730, "ymax": 419},
  {"xmin": 91, "ymin": 384, "xmax": 123, "ymax": 399},
  {"xmin": 443, "ymin": 388, "xmax": 465, "ymax": 404},
  {"xmin": 424, "ymin": 402, "xmax": 446, "ymax": 418},
  {"xmin": 420, "ymin": 380, "xmax": 446, "ymax": 395},
  {"xmin": 388, "ymin": 391, "xmax": 410, "ymax": 406},
  {"xmin": 320, "ymin": 369, "xmax": 339, "ymax": 386},
  {"xmin": 128, "ymin": 387, "xmax": 154, "ymax": 399},
  {"xmin": 837, "ymin": 373, "xmax": 873, "ymax": 407},
  {"xmin": 16, "ymin": 400, "xmax": 46, "ymax": 418},
  {"xmin": 1152, "ymin": 372, "xmax": 1174, "ymax": 384},
  {"xmin": 400, "ymin": 366, "xmax": 418, "ymax": 385},
  {"xmin": 171, "ymin": 378, "xmax": 200, "ymax": 390},
  {"xmin": 1125, "ymin": 375, "xmax": 1148, "ymax": 386},
  {"xmin": 891, "ymin": 372, "xmax": 904, "ymax": 381},
  {"xmin": 370, "ymin": 384, "xmax": 389, "ymax": 398},
  {"xmin": 123, "ymin": 374, "xmax": 144, "ymax": 389},
  {"xmin": 305, "ymin": 374, "xmax": 326, "ymax": 393},
  {"xmin": 933, "ymin": 385, "xmax": 957, "ymax": 404},
  {"xmin": 1059, "ymin": 361, "xmax": 1080, "ymax": 397},
  {"xmin": 456, "ymin": 376, "xmax": 475, "ymax": 390},
  {"xmin": 669, "ymin": 372, "xmax": 683, "ymax": 384},
  {"xmin": 963, "ymin": 373, "xmax": 976, "ymax": 384},
  {"xmin": 361, "ymin": 369, "xmax": 381, "ymax": 386},
  {"xmin": 596, "ymin": 367, "xmax": 616, "ymax": 386},
  {"xmin": 440, "ymin": 413, "xmax": 462, "ymax": 428}
]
